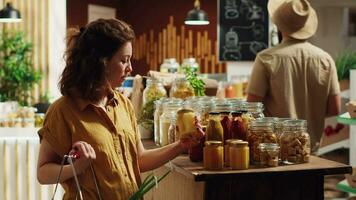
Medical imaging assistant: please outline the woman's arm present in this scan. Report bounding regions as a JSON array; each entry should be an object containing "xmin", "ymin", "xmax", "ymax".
[
  {"xmin": 137, "ymin": 141, "xmax": 184, "ymax": 172},
  {"xmin": 37, "ymin": 139, "xmax": 96, "ymax": 184}
]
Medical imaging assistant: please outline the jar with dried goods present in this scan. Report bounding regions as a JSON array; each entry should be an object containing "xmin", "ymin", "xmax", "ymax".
[
  {"xmin": 280, "ymin": 120, "xmax": 310, "ymax": 164},
  {"xmin": 248, "ymin": 121, "xmax": 277, "ymax": 164}
]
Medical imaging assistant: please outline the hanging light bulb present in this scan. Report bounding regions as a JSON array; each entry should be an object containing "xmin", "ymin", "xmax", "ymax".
[
  {"xmin": 184, "ymin": 0, "xmax": 209, "ymax": 25},
  {"xmin": 0, "ymin": 2, "xmax": 22, "ymax": 23}
]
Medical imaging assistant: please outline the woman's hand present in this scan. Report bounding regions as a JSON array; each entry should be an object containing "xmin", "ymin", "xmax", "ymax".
[
  {"xmin": 70, "ymin": 141, "xmax": 96, "ymax": 174},
  {"xmin": 346, "ymin": 173, "xmax": 356, "ymax": 188},
  {"xmin": 179, "ymin": 116, "xmax": 205, "ymax": 150}
]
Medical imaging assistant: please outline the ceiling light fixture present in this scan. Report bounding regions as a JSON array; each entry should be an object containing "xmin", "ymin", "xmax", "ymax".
[
  {"xmin": 0, "ymin": 2, "xmax": 22, "ymax": 23},
  {"xmin": 184, "ymin": 0, "xmax": 209, "ymax": 25}
]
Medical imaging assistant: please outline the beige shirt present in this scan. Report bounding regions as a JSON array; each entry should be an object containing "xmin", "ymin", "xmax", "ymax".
[
  {"xmin": 247, "ymin": 38, "xmax": 340, "ymax": 149},
  {"xmin": 38, "ymin": 91, "xmax": 141, "ymax": 200}
]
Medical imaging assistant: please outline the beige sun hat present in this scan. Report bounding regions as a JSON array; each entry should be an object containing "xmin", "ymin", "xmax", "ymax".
[{"xmin": 268, "ymin": 0, "xmax": 318, "ymax": 40}]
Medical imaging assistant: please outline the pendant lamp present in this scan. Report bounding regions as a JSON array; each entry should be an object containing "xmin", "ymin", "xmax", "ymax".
[
  {"xmin": 185, "ymin": 0, "xmax": 209, "ymax": 25},
  {"xmin": 0, "ymin": 2, "xmax": 22, "ymax": 23}
]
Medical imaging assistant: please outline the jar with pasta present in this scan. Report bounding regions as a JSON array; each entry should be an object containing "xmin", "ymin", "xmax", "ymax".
[
  {"xmin": 247, "ymin": 121, "xmax": 277, "ymax": 164},
  {"xmin": 280, "ymin": 119, "xmax": 310, "ymax": 164},
  {"xmin": 169, "ymin": 77, "xmax": 195, "ymax": 99},
  {"xmin": 143, "ymin": 78, "xmax": 167, "ymax": 105}
]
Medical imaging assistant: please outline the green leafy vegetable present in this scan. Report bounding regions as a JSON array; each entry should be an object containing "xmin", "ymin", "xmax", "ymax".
[
  {"xmin": 183, "ymin": 67, "xmax": 205, "ymax": 96},
  {"xmin": 129, "ymin": 169, "xmax": 171, "ymax": 200}
]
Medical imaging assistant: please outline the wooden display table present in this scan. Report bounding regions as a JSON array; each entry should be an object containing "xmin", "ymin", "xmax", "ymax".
[{"xmin": 144, "ymin": 155, "xmax": 351, "ymax": 200}]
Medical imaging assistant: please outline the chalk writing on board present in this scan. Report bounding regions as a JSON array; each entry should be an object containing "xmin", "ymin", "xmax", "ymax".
[{"xmin": 219, "ymin": 0, "xmax": 268, "ymax": 61}]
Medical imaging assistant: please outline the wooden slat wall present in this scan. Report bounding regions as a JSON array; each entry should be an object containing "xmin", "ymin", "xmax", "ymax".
[
  {"xmin": 133, "ymin": 16, "xmax": 226, "ymax": 74},
  {"xmin": 0, "ymin": 0, "xmax": 49, "ymax": 104}
]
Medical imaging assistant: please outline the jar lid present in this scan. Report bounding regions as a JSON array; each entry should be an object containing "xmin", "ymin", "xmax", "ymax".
[
  {"xmin": 282, "ymin": 119, "xmax": 307, "ymax": 127},
  {"xmin": 205, "ymin": 140, "xmax": 223, "ymax": 146},
  {"xmin": 258, "ymin": 143, "xmax": 279, "ymax": 151},
  {"xmin": 231, "ymin": 111, "xmax": 243, "ymax": 116},
  {"xmin": 229, "ymin": 140, "xmax": 248, "ymax": 147},
  {"xmin": 177, "ymin": 108, "xmax": 194, "ymax": 114},
  {"xmin": 209, "ymin": 111, "xmax": 220, "ymax": 115},
  {"xmin": 220, "ymin": 111, "xmax": 231, "ymax": 115},
  {"xmin": 225, "ymin": 139, "xmax": 242, "ymax": 145}
]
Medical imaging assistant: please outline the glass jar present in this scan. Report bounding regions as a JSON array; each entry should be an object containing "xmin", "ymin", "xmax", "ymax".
[
  {"xmin": 180, "ymin": 57, "xmax": 199, "ymax": 73},
  {"xmin": 212, "ymin": 102, "xmax": 232, "ymax": 113},
  {"xmin": 230, "ymin": 140, "xmax": 249, "ymax": 170},
  {"xmin": 274, "ymin": 118, "xmax": 292, "ymax": 143},
  {"xmin": 160, "ymin": 58, "xmax": 180, "ymax": 73},
  {"xmin": 206, "ymin": 112, "xmax": 224, "ymax": 142},
  {"xmin": 196, "ymin": 99, "xmax": 213, "ymax": 127},
  {"xmin": 203, "ymin": 141, "xmax": 224, "ymax": 170},
  {"xmin": 22, "ymin": 117, "xmax": 35, "ymax": 128},
  {"xmin": 258, "ymin": 143, "xmax": 280, "ymax": 167},
  {"xmin": 143, "ymin": 78, "xmax": 167, "ymax": 105},
  {"xmin": 189, "ymin": 136, "xmax": 205, "ymax": 162},
  {"xmin": 224, "ymin": 139, "xmax": 242, "ymax": 167},
  {"xmin": 230, "ymin": 111, "xmax": 246, "ymax": 141},
  {"xmin": 169, "ymin": 77, "xmax": 195, "ymax": 99},
  {"xmin": 220, "ymin": 111, "xmax": 231, "ymax": 141},
  {"xmin": 35, "ymin": 113, "xmax": 45, "ymax": 127},
  {"xmin": 159, "ymin": 101, "xmax": 182, "ymax": 146},
  {"xmin": 242, "ymin": 102, "xmax": 265, "ymax": 119},
  {"xmin": 176, "ymin": 108, "xmax": 196, "ymax": 140},
  {"xmin": 248, "ymin": 121, "xmax": 277, "ymax": 164},
  {"xmin": 280, "ymin": 120, "xmax": 310, "ymax": 164},
  {"xmin": 168, "ymin": 117, "xmax": 177, "ymax": 144}
]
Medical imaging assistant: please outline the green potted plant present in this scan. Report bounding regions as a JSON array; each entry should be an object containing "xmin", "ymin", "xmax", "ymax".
[
  {"xmin": 335, "ymin": 51, "xmax": 356, "ymax": 91},
  {"xmin": 0, "ymin": 31, "xmax": 41, "ymax": 106}
]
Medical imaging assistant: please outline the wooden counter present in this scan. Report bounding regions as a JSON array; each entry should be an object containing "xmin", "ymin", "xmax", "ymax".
[{"xmin": 144, "ymin": 154, "xmax": 352, "ymax": 200}]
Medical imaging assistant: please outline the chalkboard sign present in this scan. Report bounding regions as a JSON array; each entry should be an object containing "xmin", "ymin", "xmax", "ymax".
[{"xmin": 218, "ymin": 0, "xmax": 269, "ymax": 61}]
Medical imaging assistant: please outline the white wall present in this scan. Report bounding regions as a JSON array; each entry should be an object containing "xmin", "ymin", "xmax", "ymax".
[
  {"xmin": 226, "ymin": 62, "xmax": 253, "ymax": 81},
  {"xmin": 48, "ymin": 1, "xmax": 67, "ymax": 101}
]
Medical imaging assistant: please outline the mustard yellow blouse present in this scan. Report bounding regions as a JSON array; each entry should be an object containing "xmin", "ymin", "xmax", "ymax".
[{"xmin": 38, "ymin": 91, "xmax": 141, "ymax": 200}]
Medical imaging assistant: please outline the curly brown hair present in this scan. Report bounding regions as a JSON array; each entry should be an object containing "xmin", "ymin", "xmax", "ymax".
[{"xmin": 59, "ymin": 18, "xmax": 135, "ymax": 102}]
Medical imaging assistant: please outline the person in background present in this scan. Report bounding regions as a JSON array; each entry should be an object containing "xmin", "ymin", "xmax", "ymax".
[
  {"xmin": 246, "ymin": 0, "xmax": 341, "ymax": 152},
  {"xmin": 36, "ymin": 18, "xmax": 204, "ymax": 200}
]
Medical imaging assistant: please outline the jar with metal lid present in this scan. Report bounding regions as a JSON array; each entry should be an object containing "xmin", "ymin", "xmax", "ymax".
[
  {"xmin": 247, "ymin": 121, "xmax": 277, "ymax": 163},
  {"xmin": 160, "ymin": 58, "xmax": 180, "ymax": 73},
  {"xmin": 280, "ymin": 120, "xmax": 310, "ymax": 163},
  {"xmin": 159, "ymin": 101, "xmax": 182, "ymax": 146},
  {"xmin": 258, "ymin": 143, "xmax": 280, "ymax": 167},
  {"xmin": 205, "ymin": 112, "xmax": 224, "ymax": 142},
  {"xmin": 203, "ymin": 141, "xmax": 224, "ymax": 170},
  {"xmin": 180, "ymin": 57, "xmax": 199, "ymax": 73},
  {"xmin": 169, "ymin": 77, "xmax": 195, "ymax": 99},
  {"xmin": 242, "ymin": 102, "xmax": 265, "ymax": 119},
  {"xmin": 224, "ymin": 139, "xmax": 242, "ymax": 167},
  {"xmin": 143, "ymin": 78, "xmax": 167, "ymax": 105},
  {"xmin": 230, "ymin": 140, "xmax": 249, "ymax": 170}
]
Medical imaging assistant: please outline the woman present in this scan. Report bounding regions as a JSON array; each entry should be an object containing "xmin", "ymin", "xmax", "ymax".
[{"xmin": 37, "ymin": 18, "xmax": 203, "ymax": 199}]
